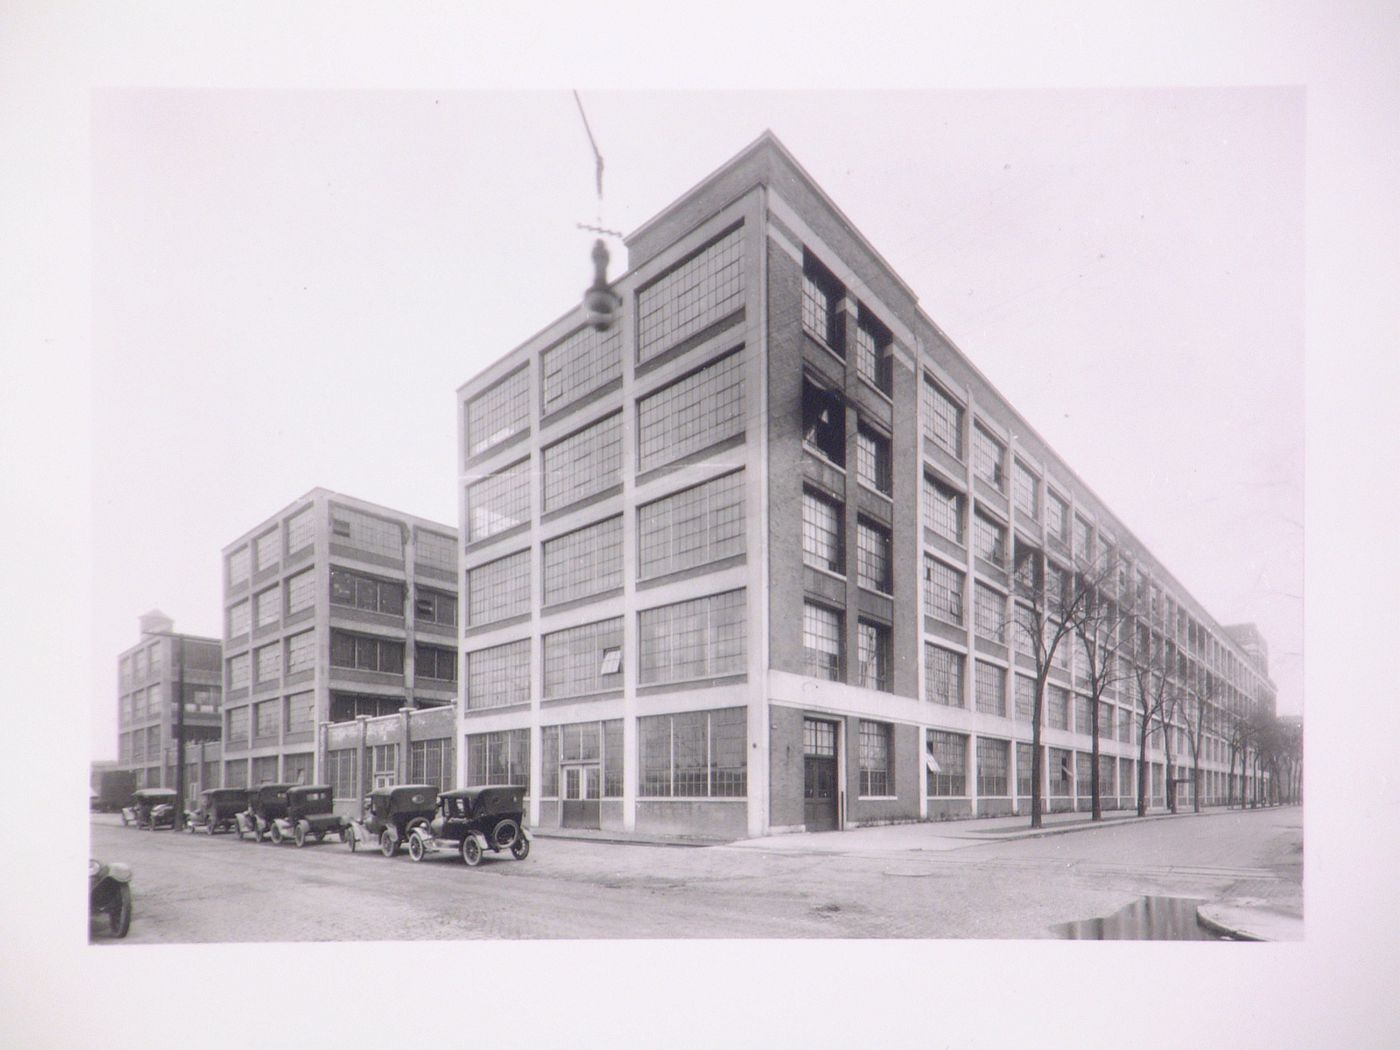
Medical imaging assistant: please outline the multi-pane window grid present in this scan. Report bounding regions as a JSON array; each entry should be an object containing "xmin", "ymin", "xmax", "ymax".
[
  {"xmin": 543, "ymin": 618, "xmax": 623, "ymax": 698},
  {"xmin": 254, "ymin": 643, "xmax": 280, "ymax": 684},
  {"xmin": 975, "ymin": 662, "xmax": 1007, "ymax": 716},
  {"xmin": 1015, "ymin": 676, "xmax": 1036, "ymax": 721},
  {"xmin": 227, "ymin": 706, "xmax": 249, "ymax": 744},
  {"xmin": 330, "ymin": 630, "xmax": 404, "ymax": 675},
  {"xmin": 801, "ymin": 490, "xmax": 843, "ymax": 574},
  {"xmin": 228, "ymin": 654, "xmax": 250, "ymax": 690},
  {"xmin": 465, "ymin": 640, "xmax": 530, "ymax": 709},
  {"xmin": 637, "ymin": 223, "xmax": 745, "ymax": 362},
  {"xmin": 1048, "ymin": 686, "xmax": 1071, "ymax": 731},
  {"xmin": 465, "ymin": 729, "xmax": 529, "ymax": 788},
  {"xmin": 330, "ymin": 568, "xmax": 403, "ymax": 616},
  {"xmin": 637, "ymin": 350, "xmax": 745, "ymax": 472},
  {"xmin": 466, "ymin": 459, "xmax": 530, "ymax": 542},
  {"xmin": 856, "ymin": 620, "xmax": 891, "ymax": 692},
  {"xmin": 974, "ymin": 583, "xmax": 1006, "ymax": 643},
  {"xmin": 228, "ymin": 600, "xmax": 250, "ymax": 638},
  {"xmin": 1013, "ymin": 462, "xmax": 1040, "ymax": 521},
  {"xmin": 466, "ymin": 367, "xmax": 530, "ymax": 456},
  {"xmin": 467, "ymin": 549, "xmax": 530, "ymax": 625},
  {"xmin": 285, "ymin": 506, "xmax": 314, "ymax": 554},
  {"xmin": 285, "ymin": 692, "xmax": 314, "ymax": 734},
  {"xmin": 414, "ymin": 588, "xmax": 457, "ymax": 626},
  {"xmin": 972, "ymin": 425, "xmax": 1006, "ymax": 490},
  {"xmin": 542, "ymin": 412, "xmax": 622, "ymax": 512},
  {"xmin": 227, "ymin": 546, "xmax": 250, "ymax": 585},
  {"xmin": 927, "ymin": 731, "xmax": 967, "ymax": 796},
  {"xmin": 542, "ymin": 323, "xmax": 623, "ymax": 414},
  {"xmin": 977, "ymin": 738, "xmax": 1010, "ymax": 797},
  {"xmin": 638, "ymin": 589, "xmax": 746, "ymax": 685},
  {"xmin": 855, "ymin": 519, "xmax": 892, "ymax": 593},
  {"xmin": 254, "ymin": 529, "xmax": 279, "ymax": 570},
  {"xmin": 415, "ymin": 643, "xmax": 457, "ymax": 682},
  {"xmin": 801, "ymin": 602, "xmax": 843, "ymax": 681},
  {"xmin": 330, "ymin": 507, "xmax": 403, "ymax": 559},
  {"xmin": 254, "ymin": 699, "xmax": 279, "ymax": 738},
  {"xmin": 254, "ymin": 587, "xmax": 279, "ymax": 628},
  {"xmin": 923, "ymin": 556, "xmax": 964, "ymax": 624},
  {"xmin": 409, "ymin": 739, "xmax": 455, "ymax": 793},
  {"xmin": 638, "ymin": 708, "xmax": 746, "ymax": 798},
  {"xmin": 972, "ymin": 513, "xmax": 1007, "ymax": 566},
  {"xmin": 854, "ymin": 312, "xmax": 893, "ymax": 394},
  {"xmin": 286, "ymin": 631, "xmax": 314, "ymax": 674},
  {"xmin": 1047, "ymin": 491, "xmax": 1070, "ymax": 542},
  {"xmin": 859, "ymin": 721, "xmax": 891, "ymax": 796},
  {"xmin": 925, "ymin": 645, "xmax": 965, "ymax": 707},
  {"xmin": 543, "ymin": 517, "xmax": 622, "ymax": 605},
  {"xmin": 414, "ymin": 530, "xmax": 456, "ymax": 573},
  {"xmin": 1050, "ymin": 747, "xmax": 1074, "ymax": 794},
  {"xmin": 922, "ymin": 378, "xmax": 964, "ymax": 459},
  {"xmin": 286, "ymin": 569, "xmax": 315, "ymax": 615},
  {"xmin": 924, "ymin": 475, "xmax": 964, "ymax": 544},
  {"xmin": 801, "ymin": 257, "xmax": 842, "ymax": 350},
  {"xmin": 638, "ymin": 470, "xmax": 745, "ymax": 579},
  {"xmin": 855, "ymin": 427, "xmax": 892, "ymax": 495}
]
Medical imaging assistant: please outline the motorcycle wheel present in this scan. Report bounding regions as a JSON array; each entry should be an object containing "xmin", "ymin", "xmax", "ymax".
[{"xmin": 110, "ymin": 884, "xmax": 132, "ymax": 938}]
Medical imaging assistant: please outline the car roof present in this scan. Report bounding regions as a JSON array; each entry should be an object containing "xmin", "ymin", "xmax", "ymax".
[
  {"xmin": 135, "ymin": 788, "xmax": 177, "ymax": 797},
  {"xmin": 288, "ymin": 784, "xmax": 331, "ymax": 794},
  {"xmin": 371, "ymin": 783, "xmax": 437, "ymax": 798},
  {"xmin": 439, "ymin": 785, "xmax": 522, "ymax": 799}
]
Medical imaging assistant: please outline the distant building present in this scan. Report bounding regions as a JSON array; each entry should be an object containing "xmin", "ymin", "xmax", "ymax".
[
  {"xmin": 219, "ymin": 489, "xmax": 458, "ymax": 794},
  {"xmin": 115, "ymin": 610, "xmax": 222, "ymax": 789}
]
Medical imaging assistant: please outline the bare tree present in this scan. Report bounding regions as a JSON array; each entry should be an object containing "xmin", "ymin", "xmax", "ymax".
[
  {"xmin": 1181, "ymin": 671, "xmax": 1218, "ymax": 814},
  {"xmin": 1071, "ymin": 560, "xmax": 1132, "ymax": 821},
  {"xmin": 1129, "ymin": 623, "xmax": 1173, "ymax": 818}
]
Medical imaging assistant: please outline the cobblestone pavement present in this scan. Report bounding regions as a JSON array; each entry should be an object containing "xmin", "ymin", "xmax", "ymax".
[{"xmin": 88, "ymin": 806, "xmax": 1300, "ymax": 942}]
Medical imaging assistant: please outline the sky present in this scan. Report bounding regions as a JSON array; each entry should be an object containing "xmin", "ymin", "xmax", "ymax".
[{"xmin": 87, "ymin": 87, "xmax": 1305, "ymax": 756}]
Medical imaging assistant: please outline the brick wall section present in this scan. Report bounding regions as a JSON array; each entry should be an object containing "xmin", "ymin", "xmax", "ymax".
[{"xmin": 767, "ymin": 705, "xmax": 807, "ymax": 828}]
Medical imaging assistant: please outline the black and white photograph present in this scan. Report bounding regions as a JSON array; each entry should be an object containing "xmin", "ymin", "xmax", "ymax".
[{"xmin": 4, "ymin": 4, "xmax": 1397, "ymax": 1048}]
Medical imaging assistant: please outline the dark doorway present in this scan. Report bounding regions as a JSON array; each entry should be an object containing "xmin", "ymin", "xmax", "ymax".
[{"xmin": 803, "ymin": 718, "xmax": 839, "ymax": 831}]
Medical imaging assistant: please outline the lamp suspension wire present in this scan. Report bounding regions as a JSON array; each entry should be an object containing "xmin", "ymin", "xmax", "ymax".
[{"xmin": 572, "ymin": 90, "xmax": 623, "ymax": 239}]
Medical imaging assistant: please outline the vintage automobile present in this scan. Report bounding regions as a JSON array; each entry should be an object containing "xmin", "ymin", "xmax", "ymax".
[
  {"xmin": 345, "ymin": 783, "xmax": 438, "ymax": 858},
  {"xmin": 233, "ymin": 783, "xmax": 294, "ymax": 842},
  {"xmin": 89, "ymin": 858, "xmax": 133, "ymax": 939},
  {"xmin": 266, "ymin": 784, "xmax": 346, "ymax": 847},
  {"xmin": 185, "ymin": 787, "xmax": 251, "ymax": 835},
  {"xmin": 406, "ymin": 786, "xmax": 532, "ymax": 867},
  {"xmin": 120, "ymin": 787, "xmax": 178, "ymax": 830}
]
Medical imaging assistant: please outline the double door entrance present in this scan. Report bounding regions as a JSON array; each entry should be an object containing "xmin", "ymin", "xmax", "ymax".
[
  {"xmin": 803, "ymin": 718, "xmax": 839, "ymax": 832},
  {"xmin": 561, "ymin": 763, "xmax": 601, "ymax": 829}
]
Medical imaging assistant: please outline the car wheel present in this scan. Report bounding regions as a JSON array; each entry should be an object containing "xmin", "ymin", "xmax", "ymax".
[
  {"xmin": 339, "ymin": 826, "xmax": 349, "ymax": 845},
  {"xmin": 491, "ymin": 819, "xmax": 520, "ymax": 851},
  {"xmin": 511, "ymin": 835, "xmax": 531, "ymax": 861},
  {"xmin": 380, "ymin": 831, "xmax": 397, "ymax": 858},
  {"xmin": 110, "ymin": 884, "xmax": 132, "ymax": 939},
  {"xmin": 408, "ymin": 836, "xmax": 425, "ymax": 862},
  {"xmin": 269, "ymin": 825, "xmax": 282, "ymax": 845},
  {"xmin": 293, "ymin": 824, "xmax": 306, "ymax": 848},
  {"xmin": 461, "ymin": 837, "xmax": 482, "ymax": 867},
  {"xmin": 346, "ymin": 827, "xmax": 358, "ymax": 852}
]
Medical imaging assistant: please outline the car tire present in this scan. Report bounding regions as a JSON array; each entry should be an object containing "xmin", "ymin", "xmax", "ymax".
[
  {"xmin": 347, "ymin": 827, "xmax": 358, "ymax": 852},
  {"xmin": 293, "ymin": 824, "xmax": 306, "ymax": 848},
  {"xmin": 380, "ymin": 831, "xmax": 397, "ymax": 859},
  {"xmin": 408, "ymin": 836, "xmax": 425, "ymax": 862},
  {"xmin": 491, "ymin": 819, "xmax": 520, "ymax": 851},
  {"xmin": 269, "ymin": 824, "xmax": 282, "ymax": 845},
  {"xmin": 110, "ymin": 884, "xmax": 132, "ymax": 939},
  {"xmin": 511, "ymin": 836, "xmax": 531, "ymax": 861},
  {"xmin": 461, "ymin": 837, "xmax": 482, "ymax": 867}
]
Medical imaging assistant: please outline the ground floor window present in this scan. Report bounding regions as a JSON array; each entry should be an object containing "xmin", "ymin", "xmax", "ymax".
[
  {"xmin": 976, "ymin": 737, "xmax": 1009, "ymax": 797},
  {"xmin": 1119, "ymin": 757, "xmax": 1135, "ymax": 799},
  {"xmin": 1075, "ymin": 752, "xmax": 1092, "ymax": 799},
  {"xmin": 1049, "ymin": 747, "xmax": 1073, "ymax": 796},
  {"xmin": 1098, "ymin": 754, "xmax": 1115, "ymax": 796},
  {"xmin": 465, "ymin": 729, "xmax": 530, "ymax": 789},
  {"xmin": 639, "ymin": 707, "xmax": 746, "ymax": 798},
  {"xmin": 327, "ymin": 748, "xmax": 357, "ymax": 800},
  {"xmin": 224, "ymin": 759, "xmax": 248, "ymax": 788},
  {"xmin": 409, "ymin": 738, "xmax": 455, "ymax": 793},
  {"xmin": 1016, "ymin": 742, "xmax": 1035, "ymax": 796},
  {"xmin": 539, "ymin": 720, "xmax": 624, "ymax": 799},
  {"xmin": 201, "ymin": 760, "xmax": 220, "ymax": 790},
  {"xmin": 925, "ymin": 730, "xmax": 967, "ymax": 797},
  {"xmin": 283, "ymin": 751, "xmax": 313, "ymax": 785},
  {"xmin": 858, "ymin": 720, "xmax": 891, "ymax": 796},
  {"xmin": 251, "ymin": 755, "xmax": 279, "ymax": 786},
  {"xmin": 329, "ymin": 692, "xmax": 401, "ymax": 722},
  {"xmin": 371, "ymin": 744, "xmax": 398, "ymax": 787}
]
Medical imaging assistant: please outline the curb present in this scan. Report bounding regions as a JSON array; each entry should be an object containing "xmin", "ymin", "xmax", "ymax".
[{"xmin": 1196, "ymin": 907, "xmax": 1269, "ymax": 942}]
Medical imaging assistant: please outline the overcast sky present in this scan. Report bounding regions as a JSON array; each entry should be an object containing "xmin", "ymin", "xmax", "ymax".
[{"xmin": 89, "ymin": 87, "xmax": 1304, "ymax": 757}]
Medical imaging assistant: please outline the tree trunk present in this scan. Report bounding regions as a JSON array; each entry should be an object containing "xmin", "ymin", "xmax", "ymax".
[
  {"xmin": 1029, "ymin": 687, "xmax": 1045, "ymax": 829},
  {"xmin": 1090, "ymin": 701, "xmax": 1102, "ymax": 822},
  {"xmin": 1136, "ymin": 729, "xmax": 1149, "ymax": 818}
]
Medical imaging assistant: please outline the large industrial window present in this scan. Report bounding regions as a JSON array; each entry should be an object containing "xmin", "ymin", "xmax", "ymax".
[
  {"xmin": 977, "ymin": 738, "xmax": 1010, "ymax": 797},
  {"xmin": 856, "ymin": 620, "xmax": 891, "ymax": 692},
  {"xmin": 638, "ymin": 707, "xmax": 746, "ymax": 798},
  {"xmin": 1013, "ymin": 460, "xmax": 1040, "ymax": 522},
  {"xmin": 1074, "ymin": 693, "xmax": 1092, "ymax": 735},
  {"xmin": 254, "ymin": 642, "xmax": 281, "ymax": 684},
  {"xmin": 972, "ymin": 512, "xmax": 1007, "ymax": 566},
  {"xmin": 925, "ymin": 644, "xmax": 965, "ymax": 707},
  {"xmin": 226, "ymin": 705, "xmax": 249, "ymax": 745},
  {"xmin": 285, "ymin": 505, "xmax": 315, "ymax": 555},
  {"xmin": 413, "ymin": 587, "xmax": 457, "ymax": 627},
  {"xmin": 1048, "ymin": 685, "xmax": 1071, "ymax": 731},
  {"xmin": 1049, "ymin": 747, "xmax": 1074, "ymax": 795},
  {"xmin": 227, "ymin": 546, "xmax": 250, "ymax": 586},
  {"xmin": 926, "ymin": 731, "xmax": 967, "ymax": 796},
  {"xmin": 253, "ymin": 589, "xmax": 279, "ymax": 632},
  {"xmin": 638, "ymin": 589, "xmax": 746, "ymax": 685},
  {"xmin": 922, "ymin": 376, "xmax": 964, "ymax": 459},
  {"xmin": 923, "ymin": 555, "xmax": 964, "ymax": 625},
  {"xmin": 542, "ymin": 323, "xmax": 623, "ymax": 414},
  {"xmin": 409, "ymin": 738, "xmax": 455, "ymax": 793},
  {"xmin": 801, "ymin": 601, "xmax": 843, "ymax": 681},
  {"xmin": 326, "ymin": 749, "xmax": 358, "ymax": 800},
  {"xmin": 854, "ymin": 307, "xmax": 893, "ymax": 394},
  {"xmin": 414, "ymin": 643, "xmax": 457, "ymax": 683},
  {"xmin": 465, "ymin": 729, "xmax": 529, "ymax": 789},
  {"xmin": 329, "ymin": 630, "xmax": 404, "ymax": 675},
  {"xmin": 254, "ymin": 528, "xmax": 279, "ymax": 571},
  {"xmin": 224, "ymin": 759, "xmax": 249, "ymax": 789},
  {"xmin": 254, "ymin": 699, "xmax": 279, "ymax": 739},
  {"xmin": 227, "ymin": 600, "xmax": 250, "ymax": 639},
  {"xmin": 466, "ymin": 549, "xmax": 530, "ymax": 625},
  {"xmin": 543, "ymin": 618, "xmax": 624, "ymax": 698},
  {"xmin": 1017, "ymin": 743, "xmax": 1036, "ymax": 796},
  {"xmin": 859, "ymin": 721, "xmax": 892, "ymax": 796},
  {"xmin": 228, "ymin": 654, "xmax": 250, "ymax": 691},
  {"xmin": 465, "ymin": 366, "xmax": 530, "ymax": 456},
  {"xmin": 637, "ymin": 470, "xmax": 745, "ymax": 579},
  {"xmin": 856, "ymin": 518, "xmax": 893, "ymax": 594},
  {"xmin": 1015, "ymin": 675, "xmax": 1036, "ymax": 721},
  {"xmin": 637, "ymin": 349, "xmax": 745, "ymax": 472},
  {"xmin": 855, "ymin": 426, "xmax": 892, "ymax": 495},
  {"xmin": 330, "ymin": 568, "xmax": 404, "ymax": 616},
  {"xmin": 974, "ymin": 583, "xmax": 1006, "ymax": 643},
  {"xmin": 923, "ymin": 474, "xmax": 964, "ymax": 544},
  {"xmin": 801, "ymin": 250, "xmax": 844, "ymax": 352},
  {"xmin": 286, "ymin": 569, "xmax": 315, "ymax": 615},
  {"xmin": 466, "ymin": 459, "xmax": 531, "ymax": 542},
  {"xmin": 972, "ymin": 424, "xmax": 1006, "ymax": 490},
  {"xmin": 328, "ymin": 506, "xmax": 403, "ymax": 560},
  {"xmin": 1046, "ymin": 489, "xmax": 1070, "ymax": 542},
  {"xmin": 285, "ymin": 631, "xmax": 314, "ymax": 674},
  {"xmin": 251, "ymin": 755, "xmax": 279, "ymax": 786},
  {"xmin": 285, "ymin": 692, "xmax": 314, "ymax": 734},
  {"xmin": 801, "ymin": 489, "xmax": 844, "ymax": 574},
  {"xmin": 465, "ymin": 639, "xmax": 530, "ymax": 709},
  {"xmin": 801, "ymin": 378, "xmax": 845, "ymax": 467},
  {"xmin": 542, "ymin": 411, "xmax": 623, "ymax": 512},
  {"xmin": 638, "ymin": 223, "xmax": 745, "ymax": 362},
  {"xmin": 1098, "ymin": 753, "xmax": 1116, "ymax": 796},
  {"xmin": 413, "ymin": 530, "xmax": 457, "ymax": 574},
  {"xmin": 1076, "ymin": 752, "xmax": 1093, "ymax": 799},
  {"xmin": 974, "ymin": 662, "xmax": 1007, "ymax": 716},
  {"xmin": 543, "ymin": 516, "xmax": 623, "ymax": 605}
]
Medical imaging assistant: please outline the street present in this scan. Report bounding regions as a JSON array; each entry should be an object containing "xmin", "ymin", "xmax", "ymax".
[{"xmin": 89, "ymin": 807, "xmax": 1301, "ymax": 942}]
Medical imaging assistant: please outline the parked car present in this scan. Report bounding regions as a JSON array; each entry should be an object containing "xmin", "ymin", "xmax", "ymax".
[
  {"xmin": 406, "ymin": 786, "xmax": 531, "ymax": 866},
  {"xmin": 185, "ymin": 787, "xmax": 250, "ymax": 835},
  {"xmin": 89, "ymin": 858, "xmax": 133, "ymax": 939},
  {"xmin": 120, "ymin": 788, "xmax": 177, "ymax": 830},
  {"xmin": 345, "ymin": 783, "xmax": 438, "ymax": 857},
  {"xmin": 234, "ymin": 783, "xmax": 294, "ymax": 842},
  {"xmin": 266, "ymin": 785, "xmax": 346, "ymax": 847}
]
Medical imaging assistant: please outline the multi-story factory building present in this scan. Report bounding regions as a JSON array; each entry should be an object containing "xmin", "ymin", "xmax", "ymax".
[
  {"xmin": 115, "ymin": 610, "xmax": 222, "ymax": 789},
  {"xmin": 219, "ymin": 489, "xmax": 458, "ymax": 793},
  {"xmin": 456, "ymin": 132, "xmax": 1276, "ymax": 839}
]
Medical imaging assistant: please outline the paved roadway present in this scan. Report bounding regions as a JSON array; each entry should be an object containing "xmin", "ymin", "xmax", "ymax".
[{"xmin": 88, "ymin": 806, "xmax": 1300, "ymax": 942}]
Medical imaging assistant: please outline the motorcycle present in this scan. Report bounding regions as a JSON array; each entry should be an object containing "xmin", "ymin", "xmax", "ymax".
[{"xmin": 89, "ymin": 859, "xmax": 133, "ymax": 939}]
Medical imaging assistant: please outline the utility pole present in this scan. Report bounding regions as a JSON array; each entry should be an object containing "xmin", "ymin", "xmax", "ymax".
[{"xmin": 174, "ymin": 633, "xmax": 186, "ymax": 829}]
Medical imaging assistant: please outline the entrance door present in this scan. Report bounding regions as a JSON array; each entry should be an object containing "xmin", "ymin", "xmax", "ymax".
[
  {"xmin": 561, "ymin": 764, "xmax": 601, "ymax": 829},
  {"xmin": 803, "ymin": 719, "xmax": 839, "ymax": 832}
]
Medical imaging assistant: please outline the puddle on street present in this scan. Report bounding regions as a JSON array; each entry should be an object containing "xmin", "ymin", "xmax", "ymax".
[{"xmin": 1052, "ymin": 896, "xmax": 1233, "ymax": 940}]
